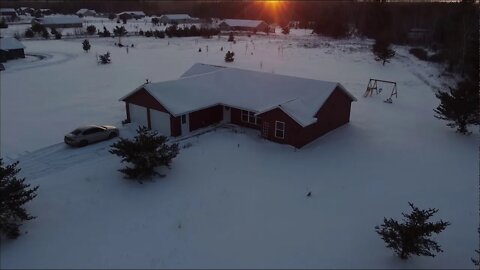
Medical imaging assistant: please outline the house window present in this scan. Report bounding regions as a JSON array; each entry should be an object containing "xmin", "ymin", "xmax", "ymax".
[
  {"xmin": 241, "ymin": 110, "xmax": 260, "ymax": 125},
  {"xmin": 181, "ymin": 115, "xmax": 186, "ymax": 124},
  {"xmin": 275, "ymin": 121, "xmax": 285, "ymax": 139}
]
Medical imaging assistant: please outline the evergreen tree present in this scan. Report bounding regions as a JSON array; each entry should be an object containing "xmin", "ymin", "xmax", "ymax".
[
  {"xmin": 0, "ymin": 159, "xmax": 38, "ymax": 239},
  {"xmin": 434, "ymin": 79, "xmax": 479, "ymax": 134},
  {"xmin": 100, "ymin": 26, "xmax": 111, "ymax": 38},
  {"xmin": 108, "ymin": 13, "xmax": 116, "ymax": 20},
  {"xmin": 99, "ymin": 52, "xmax": 111, "ymax": 64},
  {"xmin": 151, "ymin": 17, "xmax": 159, "ymax": 25},
  {"xmin": 375, "ymin": 202, "xmax": 450, "ymax": 260},
  {"xmin": 109, "ymin": 126, "xmax": 179, "ymax": 181},
  {"xmin": 145, "ymin": 30, "xmax": 153, "ymax": 37},
  {"xmin": 25, "ymin": 28, "xmax": 34, "ymax": 38},
  {"xmin": 82, "ymin": 39, "xmax": 91, "ymax": 52},
  {"xmin": 281, "ymin": 25, "xmax": 290, "ymax": 35},
  {"xmin": 373, "ymin": 39, "xmax": 395, "ymax": 65},
  {"xmin": 113, "ymin": 26, "xmax": 128, "ymax": 45},
  {"xmin": 225, "ymin": 51, "xmax": 234, "ymax": 62},
  {"xmin": 86, "ymin": 25, "xmax": 96, "ymax": 35},
  {"xmin": 54, "ymin": 32, "xmax": 62, "ymax": 40}
]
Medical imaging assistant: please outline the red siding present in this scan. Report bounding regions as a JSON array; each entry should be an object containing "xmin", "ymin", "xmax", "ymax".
[
  {"xmin": 123, "ymin": 88, "xmax": 170, "ymax": 113},
  {"xmin": 188, "ymin": 105, "xmax": 223, "ymax": 131},
  {"xmin": 258, "ymin": 108, "xmax": 302, "ymax": 146},
  {"xmin": 259, "ymin": 87, "xmax": 353, "ymax": 148},
  {"xmin": 293, "ymin": 87, "xmax": 353, "ymax": 148}
]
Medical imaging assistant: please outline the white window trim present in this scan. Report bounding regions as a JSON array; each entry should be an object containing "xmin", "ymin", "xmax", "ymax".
[
  {"xmin": 241, "ymin": 110, "xmax": 260, "ymax": 125},
  {"xmin": 275, "ymin": 121, "xmax": 285, "ymax": 139}
]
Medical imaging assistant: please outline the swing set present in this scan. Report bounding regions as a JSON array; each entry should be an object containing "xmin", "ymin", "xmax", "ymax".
[{"xmin": 363, "ymin": 78, "xmax": 398, "ymax": 103}]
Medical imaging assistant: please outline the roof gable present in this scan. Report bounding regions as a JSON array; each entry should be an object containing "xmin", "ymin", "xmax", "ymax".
[
  {"xmin": 0, "ymin": 37, "xmax": 26, "ymax": 50},
  {"xmin": 221, "ymin": 19, "xmax": 265, "ymax": 28}
]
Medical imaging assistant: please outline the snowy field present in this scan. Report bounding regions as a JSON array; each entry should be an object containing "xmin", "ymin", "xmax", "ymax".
[{"xmin": 0, "ymin": 31, "xmax": 477, "ymax": 268}]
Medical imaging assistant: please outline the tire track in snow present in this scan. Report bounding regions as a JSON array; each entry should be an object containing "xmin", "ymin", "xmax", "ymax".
[{"xmin": 2, "ymin": 51, "xmax": 78, "ymax": 73}]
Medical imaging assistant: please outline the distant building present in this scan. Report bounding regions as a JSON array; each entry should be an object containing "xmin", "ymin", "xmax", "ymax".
[
  {"xmin": 407, "ymin": 28, "xmax": 432, "ymax": 44},
  {"xmin": 39, "ymin": 9, "xmax": 53, "ymax": 15},
  {"xmin": 76, "ymin": 9, "xmax": 97, "ymax": 17},
  {"xmin": 117, "ymin": 11, "xmax": 145, "ymax": 20},
  {"xmin": 158, "ymin": 14, "xmax": 193, "ymax": 24},
  {"xmin": 33, "ymin": 15, "xmax": 83, "ymax": 28},
  {"xmin": 218, "ymin": 19, "xmax": 270, "ymax": 33},
  {"xmin": 0, "ymin": 8, "xmax": 18, "ymax": 21},
  {"xmin": 0, "ymin": 37, "xmax": 26, "ymax": 63}
]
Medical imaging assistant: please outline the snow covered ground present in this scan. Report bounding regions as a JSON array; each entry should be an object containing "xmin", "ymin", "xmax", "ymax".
[{"xmin": 0, "ymin": 31, "xmax": 477, "ymax": 268}]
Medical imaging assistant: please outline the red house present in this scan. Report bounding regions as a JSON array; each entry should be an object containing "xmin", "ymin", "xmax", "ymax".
[{"xmin": 120, "ymin": 63, "xmax": 356, "ymax": 148}]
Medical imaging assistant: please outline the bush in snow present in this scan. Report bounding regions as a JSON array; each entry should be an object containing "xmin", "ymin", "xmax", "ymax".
[
  {"xmin": 86, "ymin": 25, "xmax": 96, "ymax": 35},
  {"xmin": 139, "ymin": 29, "xmax": 144, "ymax": 36},
  {"xmin": 225, "ymin": 51, "xmax": 234, "ymax": 62},
  {"xmin": 372, "ymin": 39, "xmax": 395, "ymax": 65},
  {"xmin": 31, "ymin": 23, "xmax": 44, "ymax": 34},
  {"xmin": 41, "ymin": 28, "xmax": 50, "ymax": 39},
  {"xmin": 109, "ymin": 126, "xmax": 179, "ymax": 181},
  {"xmin": 0, "ymin": 18, "xmax": 7, "ymax": 29},
  {"xmin": 98, "ymin": 52, "xmax": 111, "ymax": 64},
  {"xmin": 82, "ymin": 39, "xmax": 91, "ymax": 52},
  {"xmin": 375, "ymin": 202, "xmax": 450, "ymax": 260},
  {"xmin": 434, "ymin": 79, "xmax": 479, "ymax": 134},
  {"xmin": 144, "ymin": 30, "xmax": 153, "ymax": 37},
  {"xmin": 108, "ymin": 13, "xmax": 116, "ymax": 20},
  {"xmin": 99, "ymin": 26, "xmax": 111, "ymax": 38},
  {"xmin": 25, "ymin": 28, "xmax": 34, "ymax": 38},
  {"xmin": 154, "ymin": 30, "xmax": 165, "ymax": 38},
  {"xmin": 0, "ymin": 159, "xmax": 38, "ymax": 239},
  {"xmin": 151, "ymin": 17, "xmax": 159, "ymax": 25},
  {"xmin": 228, "ymin": 32, "xmax": 234, "ymax": 42},
  {"xmin": 281, "ymin": 25, "xmax": 290, "ymax": 35}
]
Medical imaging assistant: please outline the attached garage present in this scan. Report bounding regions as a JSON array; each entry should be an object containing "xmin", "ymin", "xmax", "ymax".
[
  {"xmin": 150, "ymin": 109, "xmax": 171, "ymax": 136},
  {"xmin": 128, "ymin": 103, "xmax": 148, "ymax": 128}
]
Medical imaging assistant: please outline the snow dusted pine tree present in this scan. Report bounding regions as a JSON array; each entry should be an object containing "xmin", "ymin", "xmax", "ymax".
[
  {"xmin": 375, "ymin": 202, "xmax": 450, "ymax": 260},
  {"xmin": 109, "ymin": 126, "xmax": 179, "ymax": 182},
  {"xmin": 434, "ymin": 79, "xmax": 479, "ymax": 134},
  {"xmin": 82, "ymin": 39, "xmax": 91, "ymax": 52},
  {"xmin": 0, "ymin": 159, "xmax": 38, "ymax": 239}
]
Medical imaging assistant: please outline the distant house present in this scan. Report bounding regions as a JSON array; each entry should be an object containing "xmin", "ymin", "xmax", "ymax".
[
  {"xmin": 407, "ymin": 28, "xmax": 432, "ymax": 44},
  {"xmin": 158, "ymin": 14, "xmax": 193, "ymax": 24},
  {"xmin": 33, "ymin": 15, "xmax": 83, "ymax": 28},
  {"xmin": 218, "ymin": 19, "xmax": 270, "ymax": 33},
  {"xmin": 0, "ymin": 8, "xmax": 18, "ymax": 21},
  {"xmin": 76, "ymin": 9, "xmax": 96, "ymax": 17},
  {"xmin": 120, "ymin": 63, "xmax": 356, "ymax": 148},
  {"xmin": 117, "ymin": 11, "xmax": 145, "ymax": 20},
  {"xmin": 39, "ymin": 9, "xmax": 53, "ymax": 15},
  {"xmin": 0, "ymin": 37, "xmax": 26, "ymax": 62}
]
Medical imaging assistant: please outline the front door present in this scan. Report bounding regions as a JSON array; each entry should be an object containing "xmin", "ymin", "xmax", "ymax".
[
  {"xmin": 181, "ymin": 114, "xmax": 189, "ymax": 135},
  {"xmin": 262, "ymin": 122, "xmax": 269, "ymax": 138}
]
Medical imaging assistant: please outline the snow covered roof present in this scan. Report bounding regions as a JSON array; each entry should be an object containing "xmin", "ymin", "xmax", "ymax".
[
  {"xmin": 220, "ymin": 19, "xmax": 266, "ymax": 28},
  {"xmin": 37, "ymin": 15, "xmax": 83, "ymax": 25},
  {"xmin": 0, "ymin": 8, "xmax": 16, "ymax": 12},
  {"xmin": 0, "ymin": 37, "xmax": 26, "ymax": 50},
  {"xmin": 76, "ymin": 9, "xmax": 96, "ymax": 15},
  {"xmin": 117, "ymin": 11, "xmax": 145, "ymax": 16},
  {"xmin": 160, "ymin": 14, "xmax": 192, "ymax": 20},
  {"xmin": 121, "ymin": 63, "xmax": 356, "ymax": 127}
]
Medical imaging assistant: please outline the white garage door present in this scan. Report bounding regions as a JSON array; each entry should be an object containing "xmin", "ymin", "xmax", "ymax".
[
  {"xmin": 150, "ymin": 109, "xmax": 171, "ymax": 136},
  {"xmin": 129, "ymin": 103, "xmax": 148, "ymax": 128}
]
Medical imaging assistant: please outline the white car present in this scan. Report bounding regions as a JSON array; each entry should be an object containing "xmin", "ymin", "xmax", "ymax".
[{"xmin": 64, "ymin": 125, "xmax": 119, "ymax": 147}]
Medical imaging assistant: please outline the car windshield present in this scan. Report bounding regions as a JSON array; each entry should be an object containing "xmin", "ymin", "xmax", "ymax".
[{"xmin": 71, "ymin": 129, "xmax": 82, "ymax": 135}]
